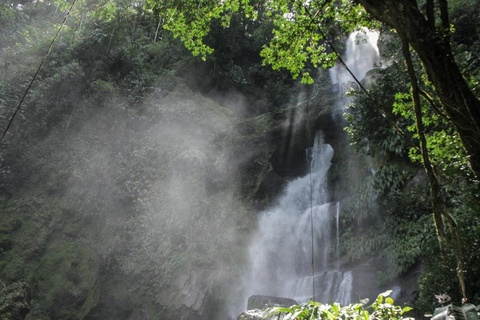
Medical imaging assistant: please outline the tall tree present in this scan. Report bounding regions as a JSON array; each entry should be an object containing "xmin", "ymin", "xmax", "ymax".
[{"xmin": 356, "ymin": 0, "xmax": 480, "ymax": 179}]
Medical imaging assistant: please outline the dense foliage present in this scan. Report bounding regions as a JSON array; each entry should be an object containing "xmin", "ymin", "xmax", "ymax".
[
  {"xmin": 340, "ymin": 3, "xmax": 480, "ymax": 311},
  {"xmin": 265, "ymin": 291, "xmax": 413, "ymax": 320},
  {"xmin": 0, "ymin": 0, "xmax": 297, "ymax": 318},
  {"xmin": 1, "ymin": 0, "xmax": 479, "ymax": 318},
  {"xmin": 145, "ymin": 0, "xmax": 480, "ymax": 178}
]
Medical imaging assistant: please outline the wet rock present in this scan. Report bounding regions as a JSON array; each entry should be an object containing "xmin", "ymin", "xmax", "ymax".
[
  {"xmin": 156, "ymin": 269, "xmax": 226, "ymax": 315},
  {"xmin": 237, "ymin": 309, "xmax": 268, "ymax": 320},
  {"xmin": 237, "ymin": 309, "xmax": 290, "ymax": 320},
  {"xmin": 270, "ymin": 142, "xmax": 308, "ymax": 177},
  {"xmin": 237, "ymin": 304, "xmax": 292, "ymax": 320},
  {"xmin": 247, "ymin": 295, "xmax": 297, "ymax": 310}
]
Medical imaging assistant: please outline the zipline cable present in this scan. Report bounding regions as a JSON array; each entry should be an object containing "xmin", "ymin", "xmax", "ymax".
[
  {"xmin": 306, "ymin": 102, "xmax": 316, "ymax": 302},
  {"xmin": 297, "ymin": 1, "xmax": 422, "ymax": 155},
  {"xmin": 0, "ymin": 0, "xmax": 78, "ymax": 144},
  {"xmin": 321, "ymin": 35, "xmax": 421, "ymax": 155}
]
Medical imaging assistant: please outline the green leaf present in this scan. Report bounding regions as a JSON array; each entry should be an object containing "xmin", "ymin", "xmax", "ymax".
[
  {"xmin": 332, "ymin": 303, "xmax": 340, "ymax": 315},
  {"xmin": 401, "ymin": 306, "xmax": 413, "ymax": 315},
  {"xmin": 363, "ymin": 310, "xmax": 370, "ymax": 320},
  {"xmin": 325, "ymin": 310, "xmax": 337, "ymax": 320},
  {"xmin": 451, "ymin": 304, "xmax": 479, "ymax": 320},
  {"xmin": 292, "ymin": 309, "xmax": 308, "ymax": 319}
]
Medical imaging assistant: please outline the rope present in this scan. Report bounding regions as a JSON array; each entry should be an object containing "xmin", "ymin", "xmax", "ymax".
[
  {"xmin": 0, "ymin": 0, "xmax": 78, "ymax": 144},
  {"xmin": 321, "ymin": 35, "xmax": 422, "ymax": 155},
  {"xmin": 297, "ymin": 1, "xmax": 422, "ymax": 155},
  {"xmin": 306, "ymin": 102, "xmax": 316, "ymax": 302},
  {"xmin": 309, "ymin": 153, "xmax": 316, "ymax": 302}
]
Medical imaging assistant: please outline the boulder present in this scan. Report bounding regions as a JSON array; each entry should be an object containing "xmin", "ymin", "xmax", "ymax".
[
  {"xmin": 237, "ymin": 309, "xmax": 267, "ymax": 320},
  {"xmin": 247, "ymin": 295, "xmax": 297, "ymax": 310},
  {"xmin": 237, "ymin": 308, "xmax": 289, "ymax": 320},
  {"xmin": 235, "ymin": 295, "xmax": 298, "ymax": 320}
]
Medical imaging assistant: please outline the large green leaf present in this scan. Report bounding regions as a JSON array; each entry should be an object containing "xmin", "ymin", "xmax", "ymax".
[
  {"xmin": 432, "ymin": 304, "xmax": 479, "ymax": 320},
  {"xmin": 452, "ymin": 304, "xmax": 479, "ymax": 320}
]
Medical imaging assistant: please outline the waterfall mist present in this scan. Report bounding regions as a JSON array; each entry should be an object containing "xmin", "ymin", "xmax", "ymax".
[{"xmin": 0, "ymin": 71, "xmax": 255, "ymax": 318}]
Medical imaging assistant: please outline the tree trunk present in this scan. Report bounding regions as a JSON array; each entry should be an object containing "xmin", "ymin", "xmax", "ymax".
[
  {"xmin": 403, "ymin": 40, "xmax": 467, "ymax": 301},
  {"xmin": 357, "ymin": 0, "xmax": 480, "ymax": 178}
]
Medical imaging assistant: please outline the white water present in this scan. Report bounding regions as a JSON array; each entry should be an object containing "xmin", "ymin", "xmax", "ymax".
[
  {"xmin": 329, "ymin": 28, "xmax": 380, "ymax": 90},
  {"xmin": 241, "ymin": 29, "xmax": 379, "ymax": 310},
  {"xmin": 245, "ymin": 131, "xmax": 340, "ymax": 303}
]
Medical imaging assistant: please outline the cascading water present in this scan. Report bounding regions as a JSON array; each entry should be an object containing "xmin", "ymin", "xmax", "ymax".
[
  {"xmin": 242, "ymin": 29, "xmax": 379, "ymax": 309},
  {"xmin": 329, "ymin": 29, "xmax": 380, "ymax": 88},
  {"xmin": 246, "ymin": 131, "xmax": 340, "ymax": 303}
]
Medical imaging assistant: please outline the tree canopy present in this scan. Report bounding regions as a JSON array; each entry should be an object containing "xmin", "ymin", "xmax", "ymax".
[
  {"xmin": 1, "ymin": 0, "xmax": 480, "ymax": 316},
  {"xmin": 146, "ymin": 0, "xmax": 480, "ymax": 180}
]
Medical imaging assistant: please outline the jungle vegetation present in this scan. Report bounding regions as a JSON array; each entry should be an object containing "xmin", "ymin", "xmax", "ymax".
[
  {"xmin": 147, "ymin": 0, "xmax": 480, "ymax": 310},
  {"xmin": 0, "ymin": 0, "xmax": 479, "ymax": 319}
]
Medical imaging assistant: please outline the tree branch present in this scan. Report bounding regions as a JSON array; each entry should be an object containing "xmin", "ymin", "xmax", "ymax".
[
  {"xmin": 426, "ymin": 0, "xmax": 435, "ymax": 28},
  {"xmin": 438, "ymin": 0, "xmax": 451, "ymax": 44},
  {"xmin": 403, "ymin": 38, "xmax": 467, "ymax": 302},
  {"xmin": 419, "ymin": 89, "xmax": 450, "ymax": 121}
]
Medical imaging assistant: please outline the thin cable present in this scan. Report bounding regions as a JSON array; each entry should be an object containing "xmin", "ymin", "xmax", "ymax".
[
  {"xmin": 298, "ymin": 2, "xmax": 422, "ymax": 155},
  {"xmin": 0, "ymin": 0, "xmax": 78, "ymax": 144},
  {"xmin": 322, "ymin": 35, "xmax": 422, "ymax": 155},
  {"xmin": 306, "ymin": 102, "xmax": 316, "ymax": 302},
  {"xmin": 309, "ymin": 156, "xmax": 316, "ymax": 302},
  {"xmin": 324, "ymin": 33, "xmax": 453, "ymax": 181}
]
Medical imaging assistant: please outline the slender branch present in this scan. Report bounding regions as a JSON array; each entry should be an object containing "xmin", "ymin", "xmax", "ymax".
[
  {"xmin": 426, "ymin": 0, "xmax": 435, "ymax": 28},
  {"xmin": 438, "ymin": 0, "xmax": 451, "ymax": 44},
  {"xmin": 419, "ymin": 90, "xmax": 450, "ymax": 121},
  {"xmin": 443, "ymin": 213, "xmax": 468, "ymax": 302},
  {"xmin": 308, "ymin": 139, "xmax": 315, "ymax": 302},
  {"xmin": 403, "ymin": 39, "xmax": 447, "ymax": 242},
  {"xmin": 305, "ymin": 101, "xmax": 316, "ymax": 302},
  {"xmin": 154, "ymin": 18, "xmax": 162, "ymax": 42},
  {"xmin": 403, "ymin": 38, "xmax": 467, "ymax": 302},
  {"xmin": 327, "ymin": 37, "xmax": 421, "ymax": 154}
]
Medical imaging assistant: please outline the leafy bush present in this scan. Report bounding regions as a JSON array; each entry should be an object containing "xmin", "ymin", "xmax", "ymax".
[{"xmin": 265, "ymin": 290, "xmax": 413, "ymax": 320}]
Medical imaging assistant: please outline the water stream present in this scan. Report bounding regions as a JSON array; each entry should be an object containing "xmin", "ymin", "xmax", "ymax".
[
  {"xmin": 246, "ymin": 131, "xmax": 338, "ymax": 303},
  {"xmin": 242, "ymin": 29, "xmax": 379, "ymax": 308}
]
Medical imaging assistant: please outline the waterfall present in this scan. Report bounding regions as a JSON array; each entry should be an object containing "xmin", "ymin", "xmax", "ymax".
[
  {"xmin": 329, "ymin": 28, "xmax": 380, "ymax": 88},
  {"xmin": 245, "ymin": 131, "xmax": 340, "ymax": 303},
  {"xmin": 242, "ymin": 29, "xmax": 380, "ymax": 309}
]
